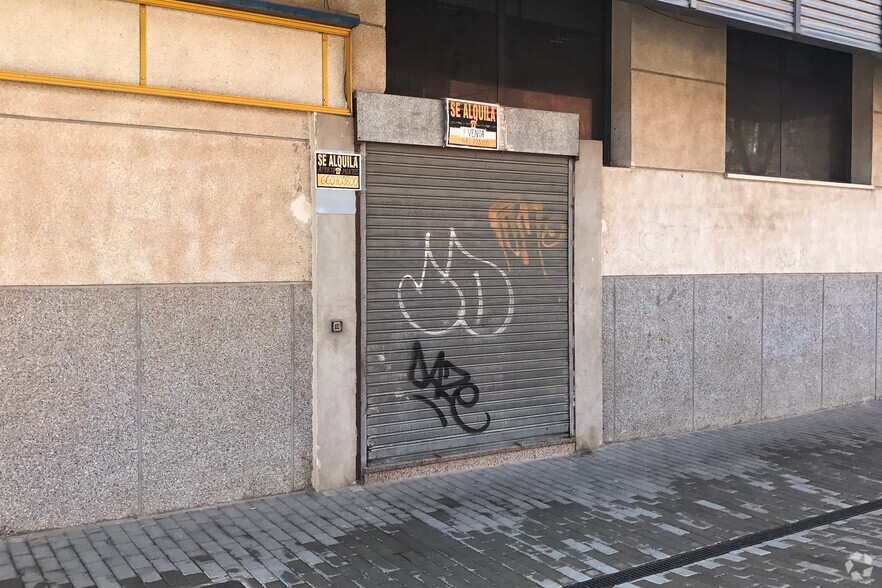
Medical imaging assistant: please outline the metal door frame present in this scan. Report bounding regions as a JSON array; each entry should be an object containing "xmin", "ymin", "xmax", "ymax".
[
  {"xmin": 567, "ymin": 158, "xmax": 575, "ymax": 436},
  {"xmin": 355, "ymin": 143, "xmax": 576, "ymax": 479},
  {"xmin": 357, "ymin": 141, "xmax": 368, "ymax": 479}
]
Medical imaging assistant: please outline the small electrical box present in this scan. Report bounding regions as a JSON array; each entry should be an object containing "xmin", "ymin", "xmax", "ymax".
[{"xmin": 331, "ymin": 320, "xmax": 344, "ymax": 333}]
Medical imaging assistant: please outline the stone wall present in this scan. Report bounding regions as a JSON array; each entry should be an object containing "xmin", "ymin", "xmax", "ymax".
[
  {"xmin": 602, "ymin": 274, "xmax": 878, "ymax": 443},
  {"xmin": 0, "ymin": 284, "xmax": 312, "ymax": 534},
  {"xmin": 0, "ymin": 0, "xmax": 388, "ymax": 533},
  {"xmin": 602, "ymin": 2, "xmax": 882, "ymax": 443}
]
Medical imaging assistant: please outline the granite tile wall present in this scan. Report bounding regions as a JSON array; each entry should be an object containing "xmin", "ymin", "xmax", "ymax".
[
  {"xmin": 613, "ymin": 277, "xmax": 693, "ymax": 441},
  {"xmin": 0, "ymin": 289, "xmax": 139, "ymax": 534},
  {"xmin": 602, "ymin": 274, "xmax": 880, "ymax": 443},
  {"xmin": 0, "ymin": 283, "xmax": 312, "ymax": 534}
]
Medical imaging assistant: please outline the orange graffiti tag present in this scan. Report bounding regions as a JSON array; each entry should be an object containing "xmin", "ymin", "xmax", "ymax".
[{"xmin": 488, "ymin": 200, "xmax": 566, "ymax": 276}]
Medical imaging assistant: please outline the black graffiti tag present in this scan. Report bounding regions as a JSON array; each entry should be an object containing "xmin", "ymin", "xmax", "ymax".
[{"xmin": 407, "ymin": 341, "xmax": 491, "ymax": 434}]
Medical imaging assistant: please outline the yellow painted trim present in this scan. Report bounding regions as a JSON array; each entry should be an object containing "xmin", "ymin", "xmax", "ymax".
[
  {"xmin": 321, "ymin": 33, "xmax": 329, "ymax": 107},
  {"xmin": 0, "ymin": 0, "xmax": 354, "ymax": 116},
  {"xmin": 0, "ymin": 70, "xmax": 351, "ymax": 115},
  {"xmin": 345, "ymin": 34, "xmax": 352, "ymax": 109},
  {"xmin": 122, "ymin": 0, "xmax": 351, "ymax": 36},
  {"xmin": 139, "ymin": 5, "xmax": 147, "ymax": 86}
]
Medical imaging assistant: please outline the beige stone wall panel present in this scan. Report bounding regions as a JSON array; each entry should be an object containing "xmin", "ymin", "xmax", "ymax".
[
  {"xmin": 335, "ymin": 0, "xmax": 385, "ymax": 26},
  {"xmin": 352, "ymin": 24, "xmax": 386, "ymax": 94},
  {"xmin": 603, "ymin": 167, "xmax": 879, "ymax": 275},
  {"xmin": 327, "ymin": 35, "xmax": 348, "ymax": 109},
  {"xmin": 146, "ymin": 7, "xmax": 324, "ymax": 104},
  {"xmin": 630, "ymin": 71, "xmax": 726, "ymax": 173},
  {"xmin": 631, "ymin": 7, "xmax": 726, "ymax": 83},
  {"xmin": 0, "ymin": 82, "xmax": 311, "ymax": 140},
  {"xmin": 0, "ymin": 0, "xmax": 140, "ymax": 85},
  {"xmin": 0, "ymin": 117, "xmax": 312, "ymax": 285}
]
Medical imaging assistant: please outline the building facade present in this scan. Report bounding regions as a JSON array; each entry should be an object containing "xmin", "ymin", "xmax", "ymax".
[{"xmin": 0, "ymin": 0, "xmax": 880, "ymax": 534}]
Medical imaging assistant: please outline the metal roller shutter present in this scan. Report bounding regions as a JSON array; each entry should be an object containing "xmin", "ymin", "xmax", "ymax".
[
  {"xmin": 696, "ymin": 0, "xmax": 795, "ymax": 32},
  {"xmin": 801, "ymin": 0, "xmax": 881, "ymax": 52},
  {"xmin": 363, "ymin": 143, "xmax": 572, "ymax": 466},
  {"xmin": 655, "ymin": 0, "xmax": 691, "ymax": 8}
]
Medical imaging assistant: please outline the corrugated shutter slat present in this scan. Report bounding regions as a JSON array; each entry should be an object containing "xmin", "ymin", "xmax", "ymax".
[
  {"xmin": 364, "ymin": 143, "xmax": 572, "ymax": 466},
  {"xmin": 802, "ymin": 0, "xmax": 882, "ymax": 50},
  {"xmin": 697, "ymin": 0, "xmax": 795, "ymax": 31}
]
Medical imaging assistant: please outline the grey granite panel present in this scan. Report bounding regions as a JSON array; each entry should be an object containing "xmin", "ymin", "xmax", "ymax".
[
  {"xmin": 823, "ymin": 274, "xmax": 876, "ymax": 407},
  {"xmin": 501, "ymin": 107, "xmax": 580, "ymax": 156},
  {"xmin": 614, "ymin": 276, "xmax": 694, "ymax": 440},
  {"xmin": 356, "ymin": 92, "xmax": 580, "ymax": 156},
  {"xmin": 291, "ymin": 283, "xmax": 314, "ymax": 486},
  {"xmin": 355, "ymin": 92, "xmax": 445, "ymax": 146},
  {"xmin": 602, "ymin": 278, "xmax": 615, "ymax": 442},
  {"xmin": 693, "ymin": 276, "xmax": 762, "ymax": 429},
  {"xmin": 762, "ymin": 275, "xmax": 823, "ymax": 419},
  {"xmin": 0, "ymin": 288, "xmax": 138, "ymax": 534},
  {"xmin": 140, "ymin": 284, "xmax": 306, "ymax": 515}
]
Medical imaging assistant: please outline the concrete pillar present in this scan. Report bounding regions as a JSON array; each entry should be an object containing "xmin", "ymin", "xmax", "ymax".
[
  {"xmin": 311, "ymin": 113, "xmax": 358, "ymax": 490},
  {"xmin": 609, "ymin": 0, "xmax": 632, "ymax": 168},
  {"xmin": 573, "ymin": 140, "xmax": 604, "ymax": 451},
  {"xmin": 852, "ymin": 55, "xmax": 874, "ymax": 185}
]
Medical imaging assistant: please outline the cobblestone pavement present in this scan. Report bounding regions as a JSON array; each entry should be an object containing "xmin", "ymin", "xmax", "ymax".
[
  {"xmin": 627, "ymin": 509, "xmax": 882, "ymax": 587},
  {"xmin": 2, "ymin": 401, "xmax": 882, "ymax": 588}
]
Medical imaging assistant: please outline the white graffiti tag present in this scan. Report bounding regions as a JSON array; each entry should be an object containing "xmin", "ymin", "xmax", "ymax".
[{"xmin": 398, "ymin": 229, "xmax": 514, "ymax": 336}]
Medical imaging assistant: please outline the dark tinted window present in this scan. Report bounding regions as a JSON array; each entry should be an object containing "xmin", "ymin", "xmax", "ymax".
[
  {"xmin": 726, "ymin": 29, "xmax": 852, "ymax": 182},
  {"xmin": 386, "ymin": 0, "xmax": 608, "ymax": 141}
]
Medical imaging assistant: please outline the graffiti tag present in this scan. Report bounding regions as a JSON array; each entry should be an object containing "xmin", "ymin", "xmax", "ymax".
[
  {"xmin": 398, "ymin": 228, "xmax": 514, "ymax": 336},
  {"xmin": 408, "ymin": 341, "xmax": 490, "ymax": 434},
  {"xmin": 488, "ymin": 200, "xmax": 566, "ymax": 275}
]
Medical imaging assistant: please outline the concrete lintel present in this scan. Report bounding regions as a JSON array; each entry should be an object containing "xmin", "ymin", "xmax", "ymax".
[
  {"xmin": 573, "ymin": 140, "xmax": 604, "ymax": 451},
  {"xmin": 501, "ymin": 107, "xmax": 579, "ymax": 156},
  {"xmin": 355, "ymin": 92, "xmax": 446, "ymax": 147},
  {"xmin": 355, "ymin": 92, "xmax": 580, "ymax": 156},
  {"xmin": 311, "ymin": 113, "xmax": 358, "ymax": 491},
  {"xmin": 610, "ymin": 0, "xmax": 633, "ymax": 168}
]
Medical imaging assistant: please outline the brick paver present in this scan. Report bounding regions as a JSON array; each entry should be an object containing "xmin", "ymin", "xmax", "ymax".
[
  {"xmin": 2, "ymin": 401, "xmax": 882, "ymax": 587},
  {"xmin": 627, "ymin": 509, "xmax": 882, "ymax": 587}
]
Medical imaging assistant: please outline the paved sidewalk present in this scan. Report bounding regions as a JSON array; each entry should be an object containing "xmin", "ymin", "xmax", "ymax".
[
  {"xmin": 2, "ymin": 401, "xmax": 882, "ymax": 588},
  {"xmin": 626, "ymin": 508, "xmax": 882, "ymax": 587}
]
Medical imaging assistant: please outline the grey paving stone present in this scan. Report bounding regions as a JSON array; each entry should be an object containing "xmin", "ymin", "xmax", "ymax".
[{"xmin": 5, "ymin": 401, "xmax": 882, "ymax": 587}]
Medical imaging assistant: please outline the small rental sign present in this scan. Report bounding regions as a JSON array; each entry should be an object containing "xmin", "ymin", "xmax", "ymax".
[
  {"xmin": 315, "ymin": 150, "xmax": 361, "ymax": 190},
  {"xmin": 446, "ymin": 98, "xmax": 498, "ymax": 150}
]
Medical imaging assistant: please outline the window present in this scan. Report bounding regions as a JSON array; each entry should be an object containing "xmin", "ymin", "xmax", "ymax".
[
  {"xmin": 726, "ymin": 29, "xmax": 852, "ymax": 183},
  {"xmin": 386, "ymin": 0, "xmax": 609, "ymax": 141}
]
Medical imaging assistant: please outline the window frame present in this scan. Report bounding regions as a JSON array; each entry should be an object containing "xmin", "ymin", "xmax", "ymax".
[{"xmin": 725, "ymin": 28, "xmax": 853, "ymax": 184}]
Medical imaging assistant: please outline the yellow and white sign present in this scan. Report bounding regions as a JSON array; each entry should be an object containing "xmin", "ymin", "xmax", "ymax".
[
  {"xmin": 315, "ymin": 151, "xmax": 361, "ymax": 190},
  {"xmin": 446, "ymin": 99, "xmax": 499, "ymax": 150}
]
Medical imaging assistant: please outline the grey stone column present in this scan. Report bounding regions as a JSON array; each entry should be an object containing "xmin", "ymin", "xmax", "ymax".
[
  {"xmin": 574, "ymin": 140, "xmax": 604, "ymax": 450},
  {"xmin": 311, "ymin": 113, "xmax": 358, "ymax": 490}
]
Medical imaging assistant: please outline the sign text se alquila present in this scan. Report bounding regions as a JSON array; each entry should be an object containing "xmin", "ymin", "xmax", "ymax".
[
  {"xmin": 446, "ymin": 98, "xmax": 498, "ymax": 150},
  {"xmin": 315, "ymin": 150, "xmax": 361, "ymax": 190}
]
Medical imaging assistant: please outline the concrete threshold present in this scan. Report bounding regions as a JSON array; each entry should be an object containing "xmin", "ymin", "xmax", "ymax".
[{"xmin": 363, "ymin": 438, "xmax": 576, "ymax": 484}]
